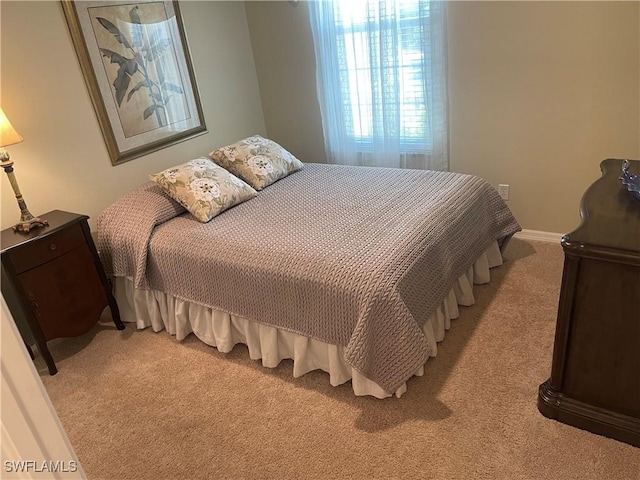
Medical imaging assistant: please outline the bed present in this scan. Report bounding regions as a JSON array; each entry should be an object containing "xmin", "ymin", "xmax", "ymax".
[{"xmin": 98, "ymin": 160, "xmax": 521, "ymax": 398}]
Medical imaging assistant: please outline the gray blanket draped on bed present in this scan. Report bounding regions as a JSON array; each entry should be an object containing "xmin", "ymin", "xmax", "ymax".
[{"xmin": 98, "ymin": 163, "xmax": 521, "ymax": 392}]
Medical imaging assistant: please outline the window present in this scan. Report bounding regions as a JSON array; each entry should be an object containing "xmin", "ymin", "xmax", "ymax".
[
  {"xmin": 309, "ymin": 0, "xmax": 448, "ymax": 170},
  {"xmin": 337, "ymin": 1, "xmax": 429, "ymax": 151}
]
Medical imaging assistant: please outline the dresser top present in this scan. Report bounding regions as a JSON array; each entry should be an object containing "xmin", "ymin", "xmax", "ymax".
[
  {"xmin": 1, "ymin": 210, "xmax": 88, "ymax": 254},
  {"xmin": 563, "ymin": 159, "xmax": 640, "ymax": 256}
]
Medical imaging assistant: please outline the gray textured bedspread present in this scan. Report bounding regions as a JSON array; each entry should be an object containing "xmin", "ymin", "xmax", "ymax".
[{"xmin": 98, "ymin": 163, "xmax": 521, "ymax": 392}]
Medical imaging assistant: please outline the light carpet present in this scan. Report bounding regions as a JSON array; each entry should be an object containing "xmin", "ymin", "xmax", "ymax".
[{"xmin": 38, "ymin": 238, "xmax": 640, "ymax": 479}]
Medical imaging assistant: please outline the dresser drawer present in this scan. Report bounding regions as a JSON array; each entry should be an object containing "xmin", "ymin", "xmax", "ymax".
[{"xmin": 8, "ymin": 223, "xmax": 86, "ymax": 274}]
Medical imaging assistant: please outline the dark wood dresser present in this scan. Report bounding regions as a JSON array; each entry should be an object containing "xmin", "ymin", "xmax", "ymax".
[
  {"xmin": 1, "ymin": 210, "xmax": 124, "ymax": 375},
  {"xmin": 538, "ymin": 159, "xmax": 640, "ymax": 447}
]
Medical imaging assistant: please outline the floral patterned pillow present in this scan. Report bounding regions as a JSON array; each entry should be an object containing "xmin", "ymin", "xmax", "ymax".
[
  {"xmin": 149, "ymin": 158, "xmax": 257, "ymax": 223},
  {"xmin": 208, "ymin": 135, "xmax": 303, "ymax": 190}
]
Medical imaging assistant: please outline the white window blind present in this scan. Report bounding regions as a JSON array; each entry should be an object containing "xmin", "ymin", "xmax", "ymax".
[{"xmin": 309, "ymin": 0, "xmax": 449, "ymax": 170}]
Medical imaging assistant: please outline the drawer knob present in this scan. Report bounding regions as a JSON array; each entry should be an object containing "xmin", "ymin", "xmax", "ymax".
[{"xmin": 49, "ymin": 243, "xmax": 57, "ymax": 251}]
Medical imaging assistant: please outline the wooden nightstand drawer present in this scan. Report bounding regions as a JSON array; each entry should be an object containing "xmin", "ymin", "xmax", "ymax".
[
  {"xmin": 8, "ymin": 222, "xmax": 85, "ymax": 274},
  {"xmin": 1, "ymin": 210, "xmax": 125, "ymax": 375}
]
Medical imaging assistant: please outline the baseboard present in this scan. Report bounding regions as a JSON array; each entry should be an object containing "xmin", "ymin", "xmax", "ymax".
[{"xmin": 514, "ymin": 229, "xmax": 563, "ymax": 243}]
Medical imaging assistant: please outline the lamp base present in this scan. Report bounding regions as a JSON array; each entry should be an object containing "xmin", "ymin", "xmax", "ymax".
[
  {"xmin": 13, "ymin": 216, "xmax": 48, "ymax": 233},
  {"xmin": 1, "ymin": 153, "xmax": 49, "ymax": 234}
]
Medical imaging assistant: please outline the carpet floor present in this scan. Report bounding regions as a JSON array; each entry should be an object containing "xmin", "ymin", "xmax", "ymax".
[{"xmin": 39, "ymin": 238, "xmax": 640, "ymax": 479}]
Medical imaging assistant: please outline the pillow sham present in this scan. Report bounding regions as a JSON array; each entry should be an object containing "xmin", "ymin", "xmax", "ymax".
[
  {"xmin": 149, "ymin": 157, "xmax": 257, "ymax": 223},
  {"xmin": 208, "ymin": 135, "xmax": 303, "ymax": 190}
]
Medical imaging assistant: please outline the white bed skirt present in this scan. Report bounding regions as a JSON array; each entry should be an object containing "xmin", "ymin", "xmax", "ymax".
[{"xmin": 113, "ymin": 241, "xmax": 504, "ymax": 399}]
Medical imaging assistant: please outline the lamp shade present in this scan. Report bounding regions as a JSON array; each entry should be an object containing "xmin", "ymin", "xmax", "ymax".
[{"xmin": 0, "ymin": 107, "xmax": 24, "ymax": 148}]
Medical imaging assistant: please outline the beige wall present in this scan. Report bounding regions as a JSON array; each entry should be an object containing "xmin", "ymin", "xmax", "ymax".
[
  {"xmin": 1, "ymin": 1, "xmax": 266, "ymax": 231},
  {"xmin": 245, "ymin": 1, "xmax": 326, "ymax": 164},
  {"xmin": 246, "ymin": 1, "xmax": 640, "ymax": 234},
  {"xmin": 2, "ymin": 1, "xmax": 638, "ymax": 234},
  {"xmin": 448, "ymin": 1, "xmax": 640, "ymax": 234}
]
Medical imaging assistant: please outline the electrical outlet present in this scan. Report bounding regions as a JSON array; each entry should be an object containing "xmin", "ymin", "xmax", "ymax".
[{"xmin": 498, "ymin": 184, "xmax": 510, "ymax": 201}]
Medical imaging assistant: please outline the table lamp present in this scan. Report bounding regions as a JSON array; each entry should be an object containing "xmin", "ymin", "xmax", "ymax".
[{"xmin": 0, "ymin": 107, "xmax": 47, "ymax": 232}]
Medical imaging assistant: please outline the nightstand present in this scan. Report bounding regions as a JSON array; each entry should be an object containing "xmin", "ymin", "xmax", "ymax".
[{"xmin": 1, "ymin": 210, "xmax": 125, "ymax": 375}]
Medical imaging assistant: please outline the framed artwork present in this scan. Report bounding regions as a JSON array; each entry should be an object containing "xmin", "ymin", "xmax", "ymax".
[{"xmin": 61, "ymin": 0, "xmax": 207, "ymax": 165}]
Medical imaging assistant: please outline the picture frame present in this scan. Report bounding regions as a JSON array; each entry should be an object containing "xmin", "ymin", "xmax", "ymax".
[{"xmin": 61, "ymin": 0, "xmax": 207, "ymax": 165}]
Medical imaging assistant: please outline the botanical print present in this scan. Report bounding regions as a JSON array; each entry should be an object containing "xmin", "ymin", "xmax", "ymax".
[
  {"xmin": 62, "ymin": 0, "xmax": 206, "ymax": 164},
  {"xmin": 89, "ymin": 3, "xmax": 190, "ymax": 137}
]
